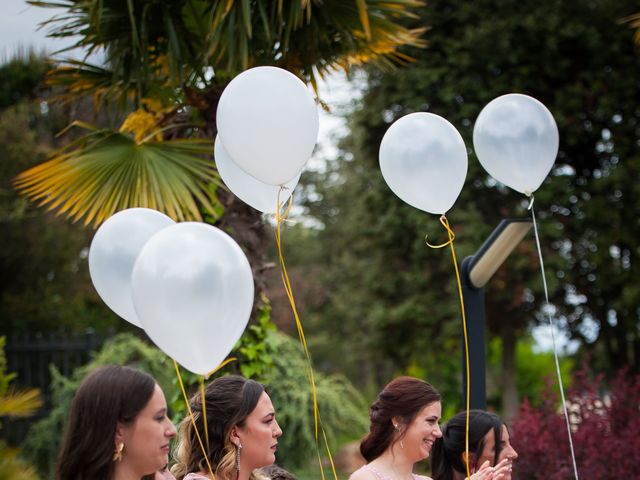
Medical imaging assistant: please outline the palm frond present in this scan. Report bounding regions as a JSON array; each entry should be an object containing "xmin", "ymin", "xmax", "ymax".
[
  {"xmin": 621, "ymin": 12, "xmax": 640, "ymax": 45},
  {"xmin": 0, "ymin": 388, "xmax": 42, "ymax": 418},
  {"xmin": 14, "ymin": 125, "xmax": 220, "ymax": 227},
  {"xmin": 32, "ymin": 0, "xmax": 425, "ymax": 103}
]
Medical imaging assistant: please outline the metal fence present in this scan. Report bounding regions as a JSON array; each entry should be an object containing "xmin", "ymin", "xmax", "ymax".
[{"xmin": 2, "ymin": 329, "xmax": 107, "ymax": 445}]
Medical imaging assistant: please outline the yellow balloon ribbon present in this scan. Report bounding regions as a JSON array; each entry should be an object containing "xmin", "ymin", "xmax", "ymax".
[
  {"xmin": 426, "ymin": 215, "xmax": 471, "ymax": 480},
  {"xmin": 173, "ymin": 358, "xmax": 237, "ymax": 479},
  {"xmin": 275, "ymin": 188, "xmax": 338, "ymax": 480}
]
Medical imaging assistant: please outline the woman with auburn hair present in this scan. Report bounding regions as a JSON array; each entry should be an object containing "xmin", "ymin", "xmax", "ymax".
[
  {"xmin": 57, "ymin": 364, "xmax": 177, "ymax": 480},
  {"xmin": 431, "ymin": 410, "xmax": 517, "ymax": 480},
  {"xmin": 171, "ymin": 375, "xmax": 282, "ymax": 480},
  {"xmin": 349, "ymin": 377, "xmax": 506, "ymax": 480}
]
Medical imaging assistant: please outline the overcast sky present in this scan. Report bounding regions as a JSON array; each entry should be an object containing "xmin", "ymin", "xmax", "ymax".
[{"xmin": 1, "ymin": 0, "xmax": 73, "ymax": 59}]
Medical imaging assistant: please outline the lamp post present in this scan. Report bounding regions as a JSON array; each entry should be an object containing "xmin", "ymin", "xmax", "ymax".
[{"xmin": 460, "ymin": 219, "xmax": 532, "ymax": 409}]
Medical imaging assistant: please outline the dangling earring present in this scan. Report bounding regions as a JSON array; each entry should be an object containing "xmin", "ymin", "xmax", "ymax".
[
  {"xmin": 236, "ymin": 442, "xmax": 243, "ymax": 472},
  {"xmin": 394, "ymin": 423, "xmax": 404, "ymax": 449},
  {"xmin": 113, "ymin": 442, "xmax": 124, "ymax": 462}
]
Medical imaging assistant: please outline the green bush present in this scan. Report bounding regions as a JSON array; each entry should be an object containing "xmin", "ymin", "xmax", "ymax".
[{"xmin": 264, "ymin": 332, "xmax": 369, "ymax": 470}]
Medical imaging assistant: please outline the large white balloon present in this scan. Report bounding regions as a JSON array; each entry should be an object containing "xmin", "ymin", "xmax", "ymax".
[
  {"xmin": 216, "ymin": 66, "xmax": 319, "ymax": 186},
  {"xmin": 379, "ymin": 112, "xmax": 468, "ymax": 215},
  {"xmin": 473, "ymin": 93, "xmax": 559, "ymax": 195},
  {"xmin": 215, "ymin": 136, "xmax": 299, "ymax": 213},
  {"xmin": 131, "ymin": 222, "xmax": 254, "ymax": 375},
  {"xmin": 88, "ymin": 208, "xmax": 175, "ymax": 327}
]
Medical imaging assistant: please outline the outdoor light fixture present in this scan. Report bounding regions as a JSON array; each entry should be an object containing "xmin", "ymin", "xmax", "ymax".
[{"xmin": 460, "ymin": 219, "xmax": 533, "ymax": 409}]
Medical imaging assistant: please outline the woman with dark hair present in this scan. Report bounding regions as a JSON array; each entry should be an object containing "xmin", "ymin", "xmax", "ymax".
[
  {"xmin": 349, "ymin": 376, "xmax": 443, "ymax": 480},
  {"xmin": 171, "ymin": 375, "xmax": 282, "ymax": 480},
  {"xmin": 57, "ymin": 364, "xmax": 177, "ymax": 480},
  {"xmin": 431, "ymin": 410, "xmax": 517, "ymax": 480}
]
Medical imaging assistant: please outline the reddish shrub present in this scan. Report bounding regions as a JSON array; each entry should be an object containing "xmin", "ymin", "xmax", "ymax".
[{"xmin": 511, "ymin": 366, "xmax": 640, "ymax": 479}]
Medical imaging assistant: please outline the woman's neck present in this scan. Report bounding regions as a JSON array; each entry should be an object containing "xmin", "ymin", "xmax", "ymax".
[
  {"xmin": 196, "ymin": 468, "xmax": 249, "ymax": 480},
  {"xmin": 113, "ymin": 462, "xmax": 144, "ymax": 480},
  {"xmin": 370, "ymin": 448, "xmax": 415, "ymax": 479}
]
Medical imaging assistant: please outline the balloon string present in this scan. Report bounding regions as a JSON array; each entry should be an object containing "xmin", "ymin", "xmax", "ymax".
[
  {"xmin": 426, "ymin": 215, "xmax": 471, "ymax": 480},
  {"xmin": 173, "ymin": 360, "xmax": 215, "ymax": 479},
  {"xmin": 275, "ymin": 187, "xmax": 338, "ymax": 480},
  {"xmin": 528, "ymin": 196, "xmax": 579, "ymax": 480},
  {"xmin": 199, "ymin": 377, "xmax": 209, "ymax": 452}
]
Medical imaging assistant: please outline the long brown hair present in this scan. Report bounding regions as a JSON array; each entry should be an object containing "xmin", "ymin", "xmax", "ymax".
[
  {"xmin": 360, "ymin": 376, "xmax": 441, "ymax": 462},
  {"xmin": 56, "ymin": 365, "xmax": 157, "ymax": 480},
  {"xmin": 431, "ymin": 410, "xmax": 504, "ymax": 480},
  {"xmin": 172, "ymin": 375, "xmax": 267, "ymax": 480}
]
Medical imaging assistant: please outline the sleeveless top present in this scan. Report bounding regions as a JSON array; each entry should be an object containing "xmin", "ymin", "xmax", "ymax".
[
  {"xmin": 364, "ymin": 464, "xmax": 422, "ymax": 480},
  {"xmin": 183, "ymin": 474, "xmax": 210, "ymax": 480}
]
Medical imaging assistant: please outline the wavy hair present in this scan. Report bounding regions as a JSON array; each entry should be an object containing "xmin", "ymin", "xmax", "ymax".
[
  {"xmin": 360, "ymin": 376, "xmax": 441, "ymax": 462},
  {"xmin": 172, "ymin": 375, "xmax": 268, "ymax": 480}
]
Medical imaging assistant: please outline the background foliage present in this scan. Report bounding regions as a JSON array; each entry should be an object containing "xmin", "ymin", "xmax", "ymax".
[{"xmin": 511, "ymin": 365, "xmax": 640, "ymax": 479}]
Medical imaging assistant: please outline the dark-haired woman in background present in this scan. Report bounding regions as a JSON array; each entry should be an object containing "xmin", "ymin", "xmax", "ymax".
[
  {"xmin": 349, "ymin": 376, "xmax": 443, "ymax": 480},
  {"xmin": 57, "ymin": 364, "xmax": 177, "ymax": 480},
  {"xmin": 431, "ymin": 410, "xmax": 517, "ymax": 480},
  {"xmin": 171, "ymin": 375, "xmax": 282, "ymax": 480}
]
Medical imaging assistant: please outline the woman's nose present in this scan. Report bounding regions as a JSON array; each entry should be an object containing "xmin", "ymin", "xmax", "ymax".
[
  {"xmin": 274, "ymin": 420, "xmax": 283, "ymax": 438},
  {"xmin": 166, "ymin": 421, "xmax": 177, "ymax": 438},
  {"xmin": 507, "ymin": 445, "xmax": 518, "ymax": 459}
]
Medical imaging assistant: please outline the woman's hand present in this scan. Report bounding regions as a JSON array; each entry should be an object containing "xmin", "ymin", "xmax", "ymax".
[{"xmin": 467, "ymin": 459, "xmax": 511, "ymax": 480}]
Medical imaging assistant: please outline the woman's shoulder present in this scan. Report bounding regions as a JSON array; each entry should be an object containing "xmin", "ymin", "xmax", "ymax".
[
  {"xmin": 183, "ymin": 473, "xmax": 210, "ymax": 480},
  {"xmin": 413, "ymin": 475, "xmax": 433, "ymax": 480},
  {"xmin": 349, "ymin": 465, "xmax": 377, "ymax": 480}
]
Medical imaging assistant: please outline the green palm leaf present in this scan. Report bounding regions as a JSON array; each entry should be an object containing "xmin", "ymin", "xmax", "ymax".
[
  {"xmin": 14, "ymin": 124, "xmax": 220, "ymax": 227},
  {"xmin": 0, "ymin": 388, "xmax": 43, "ymax": 418},
  {"xmin": 31, "ymin": 0, "xmax": 425, "ymax": 102}
]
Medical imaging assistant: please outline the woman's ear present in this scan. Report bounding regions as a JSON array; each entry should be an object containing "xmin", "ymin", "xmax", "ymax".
[
  {"xmin": 391, "ymin": 416, "xmax": 403, "ymax": 431},
  {"xmin": 115, "ymin": 422, "xmax": 125, "ymax": 444},
  {"xmin": 229, "ymin": 426, "xmax": 242, "ymax": 447},
  {"xmin": 461, "ymin": 452, "xmax": 478, "ymax": 472}
]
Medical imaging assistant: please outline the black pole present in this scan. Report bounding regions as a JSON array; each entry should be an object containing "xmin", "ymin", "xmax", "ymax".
[{"xmin": 461, "ymin": 256, "xmax": 487, "ymax": 410}]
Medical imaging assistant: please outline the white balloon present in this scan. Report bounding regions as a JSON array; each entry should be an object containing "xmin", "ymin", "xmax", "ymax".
[
  {"xmin": 379, "ymin": 112, "xmax": 468, "ymax": 215},
  {"xmin": 88, "ymin": 208, "xmax": 174, "ymax": 327},
  {"xmin": 131, "ymin": 222, "xmax": 254, "ymax": 375},
  {"xmin": 473, "ymin": 93, "xmax": 559, "ymax": 195},
  {"xmin": 216, "ymin": 66, "xmax": 319, "ymax": 186},
  {"xmin": 215, "ymin": 136, "xmax": 299, "ymax": 213}
]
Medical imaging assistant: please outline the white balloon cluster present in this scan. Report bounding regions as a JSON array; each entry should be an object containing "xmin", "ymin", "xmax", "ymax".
[
  {"xmin": 215, "ymin": 66, "xmax": 319, "ymax": 211},
  {"xmin": 89, "ymin": 209, "xmax": 254, "ymax": 375},
  {"xmin": 88, "ymin": 67, "xmax": 319, "ymax": 374},
  {"xmin": 379, "ymin": 93, "xmax": 559, "ymax": 213}
]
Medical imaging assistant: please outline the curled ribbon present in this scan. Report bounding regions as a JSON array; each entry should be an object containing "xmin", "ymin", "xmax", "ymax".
[{"xmin": 426, "ymin": 215, "xmax": 471, "ymax": 480}]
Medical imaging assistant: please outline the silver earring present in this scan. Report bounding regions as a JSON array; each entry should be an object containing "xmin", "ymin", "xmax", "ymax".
[
  {"xmin": 236, "ymin": 443, "xmax": 243, "ymax": 472},
  {"xmin": 400, "ymin": 439, "xmax": 404, "ymax": 449}
]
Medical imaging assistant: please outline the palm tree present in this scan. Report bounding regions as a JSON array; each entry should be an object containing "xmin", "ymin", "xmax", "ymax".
[
  {"xmin": 0, "ymin": 337, "xmax": 42, "ymax": 480},
  {"xmin": 16, "ymin": 0, "xmax": 426, "ymax": 294}
]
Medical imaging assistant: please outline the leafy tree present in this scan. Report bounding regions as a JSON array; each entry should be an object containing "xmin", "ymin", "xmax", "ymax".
[
  {"xmin": 16, "ymin": 0, "xmax": 426, "ymax": 303},
  {"xmin": 301, "ymin": 0, "xmax": 640, "ymax": 417},
  {"xmin": 0, "ymin": 53, "xmax": 119, "ymax": 334}
]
